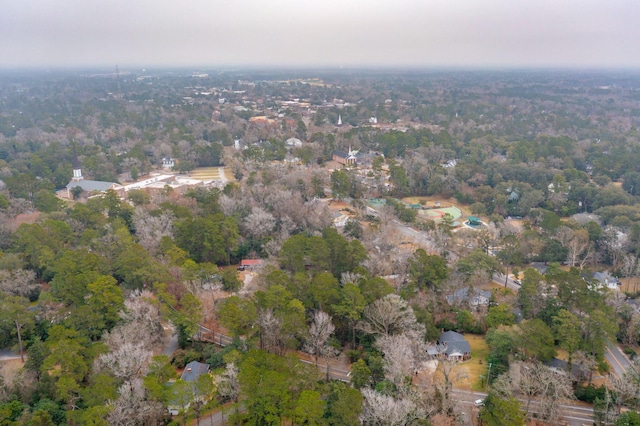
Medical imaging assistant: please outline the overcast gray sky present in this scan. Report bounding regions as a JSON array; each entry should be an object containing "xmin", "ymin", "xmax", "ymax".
[{"xmin": 1, "ymin": 0, "xmax": 638, "ymax": 69}]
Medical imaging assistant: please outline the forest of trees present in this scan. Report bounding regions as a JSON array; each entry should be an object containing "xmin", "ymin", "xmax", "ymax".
[{"xmin": 1, "ymin": 69, "xmax": 640, "ymax": 425}]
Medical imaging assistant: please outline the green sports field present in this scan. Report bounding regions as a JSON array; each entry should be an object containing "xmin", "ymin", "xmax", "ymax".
[{"xmin": 419, "ymin": 206, "xmax": 462, "ymax": 222}]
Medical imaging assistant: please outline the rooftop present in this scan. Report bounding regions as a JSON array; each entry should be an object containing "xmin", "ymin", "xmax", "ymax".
[{"xmin": 180, "ymin": 361, "xmax": 210, "ymax": 382}]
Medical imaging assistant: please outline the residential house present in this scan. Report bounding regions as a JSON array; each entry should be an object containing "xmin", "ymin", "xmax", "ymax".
[
  {"xmin": 447, "ymin": 287, "xmax": 491, "ymax": 308},
  {"xmin": 545, "ymin": 358, "xmax": 587, "ymax": 380},
  {"xmin": 593, "ymin": 271, "xmax": 620, "ymax": 290},
  {"xmin": 168, "ymin": 361, "xmax": 210, "ymax": 416},
  {"xmin": 529, "ymin": 262, "xmax": 549, "ymax": 275},
  {"xmin": 239, "ymin": 259, "xmax": 263, "ymax": 271},
  {"xmin": 162, "ymin": 157, "xmax": 175, "ymax": 169},
  {"xmin": 427, "ymin": 331, "xmax": 472, "ymax": 362},
  {"xmin": 181, "ymin": 361, "xmax": 210, "ymax": 383}
]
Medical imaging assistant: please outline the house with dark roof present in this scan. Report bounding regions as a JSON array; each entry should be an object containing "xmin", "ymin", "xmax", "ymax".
[
  {"xmin": 447, "ymin": 287, "xmax": 491, "ymax": 308},
  {"xmin": 545, "ymin": 358, "xmax": 588, "ymax": 380},
  {"xmin": 168, "ymin": 361, "xmax": 210, "ymax": 416},
  {"xmin": 427, "ymin": 331, "xmax": 472, "ymax": 362},
  {"xmin": 438, "ymin": 331, "xmax": 471, "ymax": 361},
  {"xmin": 332, "ymin": 147, "xmax": 360, "ymax": 166},
  {"xmin": 529, "ymin": 262, "xmax": 549, "ymax": 275},
  {"xmin": 592, "ymin": 271, "xmax": 620, "ymax": 290},
  {"xmin": 181, "ymin": 361, "xmax": 210, "ymax": 382}
]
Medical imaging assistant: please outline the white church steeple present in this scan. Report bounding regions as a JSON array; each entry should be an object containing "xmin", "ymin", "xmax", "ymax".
[{"xmin": 72, "ymin": 145, "xmax": 83, "ymax": 182}]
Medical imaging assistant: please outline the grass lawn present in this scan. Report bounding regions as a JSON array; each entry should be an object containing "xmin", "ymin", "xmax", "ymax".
[
  {"xmin": 620, "ymin": 277, "xmax": 640, "ymax": 294},
  {"xmin": 455, "ymin": 334, "xmax": 490, "ymax": 391},
  {"xmin": 223, "ymin": 166, "xmax": 234, "ymax": 181}
]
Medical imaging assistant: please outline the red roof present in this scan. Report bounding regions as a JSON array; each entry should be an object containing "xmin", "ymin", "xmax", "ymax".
[{"xmin": 241, "ymin": 259, "xmax": 263, "ymax": 266}]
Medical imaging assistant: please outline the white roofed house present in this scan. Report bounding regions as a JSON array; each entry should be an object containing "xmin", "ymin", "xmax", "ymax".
[{"xmin": 162, "ymin": 157, "xmax": 175, "ymax": 169}]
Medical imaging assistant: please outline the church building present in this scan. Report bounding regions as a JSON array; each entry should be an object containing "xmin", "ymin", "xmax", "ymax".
[{"xmin": 65, "ymin": 154, "xmax": 120, "ymax": 199}]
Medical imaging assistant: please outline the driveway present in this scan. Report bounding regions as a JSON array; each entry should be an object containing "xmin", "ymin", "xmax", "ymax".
[{"xmin": 0, "ymin": 349, "xmax": 21, "ymax": 361}]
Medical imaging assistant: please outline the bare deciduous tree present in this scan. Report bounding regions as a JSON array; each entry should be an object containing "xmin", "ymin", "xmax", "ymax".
[
  {"xmin": 601, "ymin": 225, "xmax": 628, "ymax": 270},
  {"xmin": 219, "ymin": 194, "xmax": 250, "ymax": 217},
  {"xmin": 562, "ymin": 228, "xmax": 591, "ymax": 268},
  {"xmin": 131, "ymin": 208, "xmax": 174, "ymax": 255},
  {"xmin": 243, "ymin": 207, "xmax": 276, "ymax": 240},
  {"xmin": 492, "ymin": 361, "xmax": 574, "ymax": 424},
  {"xmin": 375, "ymin": 333, "xmax": 428, "ymax": 392},
  {"xmin": 0, "ymin": 269, "xmax": 39, "ymax": 298},
  {"xmin": 216, "ymin": 362, "xmax": 240, "ymax": 404},
  {"xmin": 357, "ymin": 294, "xmax": 425, "ymax": 338},
  {"xmin": 107, "ymin": 378, "xmax": 165, "ymax": 426},
  {"xmin": 621, "ymin": 254, "xmax": 640, "ymax": 293},
  {"xmin": 360, "ymin": 388, "xmax": 423, "ymax": 426},
  {"xmin": 611, "ymin": 357, "xmax": 640, "ymax": 413},
  {"xmin": 256, "ymin": 308, "xmax": 282, "ymax": 354},
  {"xmin": 304, "ymin": 310, "xmax": 335, "ymax": 367},
  {"xmin": 428, "ymin": 413, "xmax": 459, "ymax": 426},
  {"xmin": 119, "ymin": 290, "xmax": 164, "ymax": 346},
  {"xmin": 340, "ymin": 272, "xmax": 362, "ymax": 286},
  {"xmin": 571, "ymin": 350, "xmax": 597, "ymax": 385},
  {"xmin": 434, "ymin": 357, "xmax": 468, "ymax": 415},
  {"xmin": 95, "ymin": 342, "xmax": 153, "ymax": 382}
]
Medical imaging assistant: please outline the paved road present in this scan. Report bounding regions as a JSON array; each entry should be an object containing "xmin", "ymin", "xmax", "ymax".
[
  {"xmin": 605, "ymin": 342, "xmax": 633, "ymax": 378},
  {"xmin": 452, "ymin": 389, "xmax": 594, "ymax": 426},
  {"xmin": 162, "ymin": 324, "xmax": 179, "ymax": 357},
  {"xmin": 198, "ymin": 403, "xmax": 246, "ymax": 426},
  {"xmin": 492, "ymin": 272, "xmax": 521, "ymax": 291}
]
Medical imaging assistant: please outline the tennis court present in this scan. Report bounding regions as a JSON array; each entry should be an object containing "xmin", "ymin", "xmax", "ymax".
[{"xmin": 419, "ymin": 206, "xmax": 462, "ymax": 222}]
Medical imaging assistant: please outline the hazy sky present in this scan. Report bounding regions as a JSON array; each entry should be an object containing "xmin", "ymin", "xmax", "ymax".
[{"xmin": 1, "ymin": 0, "xmax": 639, "ymax": 69}]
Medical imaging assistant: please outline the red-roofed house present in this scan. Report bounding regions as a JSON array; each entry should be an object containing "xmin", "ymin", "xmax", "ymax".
[{"xmin": 239, "ymin": 259, "xmax": 263, "ymax": 271}]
